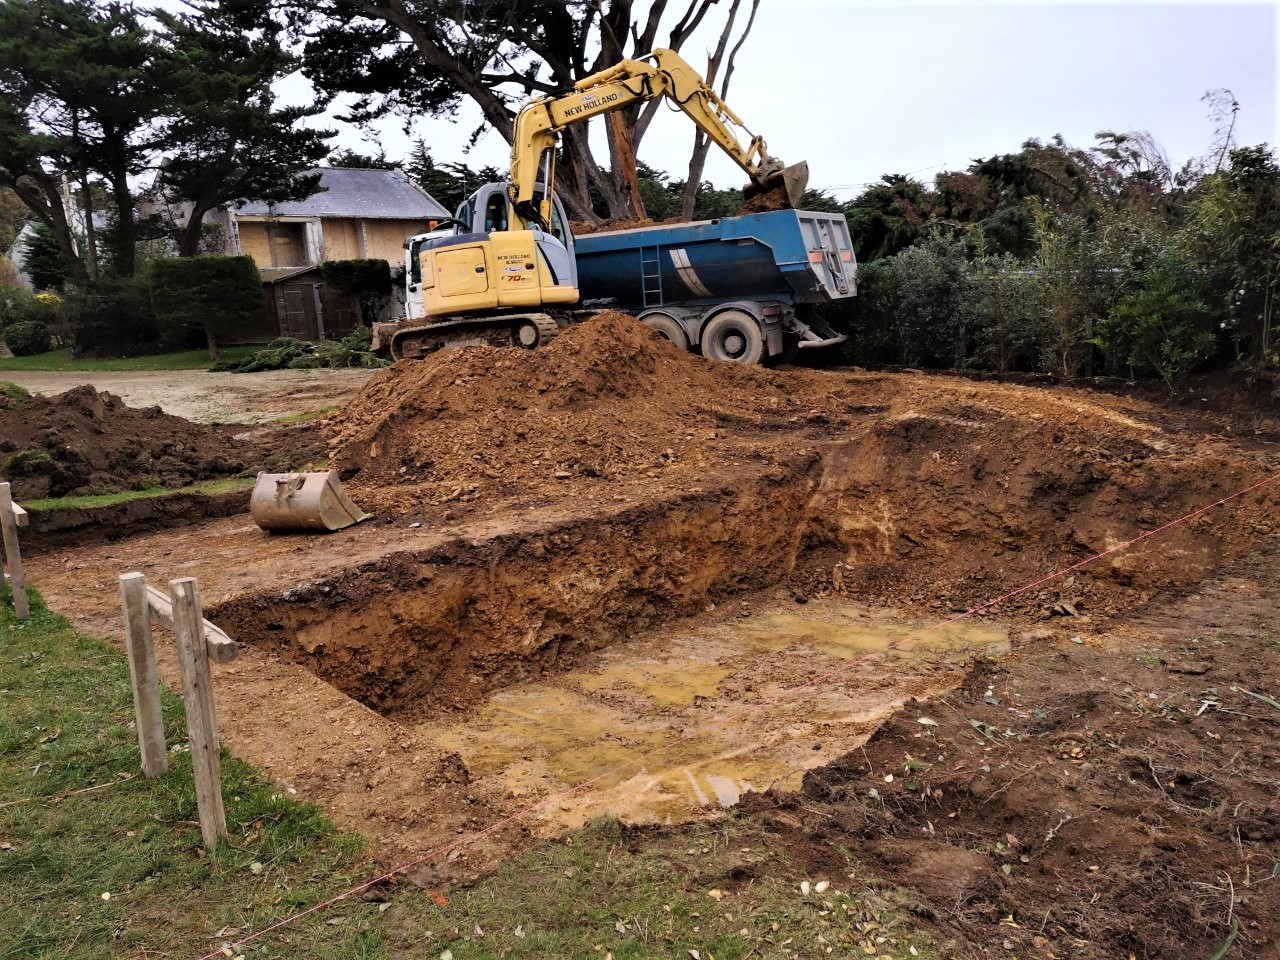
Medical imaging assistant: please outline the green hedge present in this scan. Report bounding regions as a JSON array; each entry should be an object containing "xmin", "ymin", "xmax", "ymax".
[
  {"xmin": 320, "ymin": 258, "xmax": 391, "ymax": 326},
  {"xmin": 319, "ymin": 258, "xmax": 391, "ymax": 297},
  {"xmin": 151, "ymin": 255, "xmax": 266, "ymax": 357},
  {"xmin": 62, "ymin": 277, "xmax": 158, "ymax": 358}
]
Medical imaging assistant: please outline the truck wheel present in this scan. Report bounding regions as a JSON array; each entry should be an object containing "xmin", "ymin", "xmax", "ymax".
[
  {"xmin": 641, "ymin": 313, "xmax": 690, "ymax": 350},
  {"xmin": 701, "ymin": 310, "xmax": 765, "ymax": 365}
]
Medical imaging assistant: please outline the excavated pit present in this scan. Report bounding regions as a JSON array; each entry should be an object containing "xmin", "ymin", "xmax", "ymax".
[{"xmin": 211, "ymin": 419, "xmax": 1276, "ymax": 721}]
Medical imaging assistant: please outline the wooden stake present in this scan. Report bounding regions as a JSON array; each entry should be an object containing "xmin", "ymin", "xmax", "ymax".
[
  {"xmin": 118, "ymin": 573, "xmax": 168, "ymax": 778},
  {"xmin": 0, "ymin": 482, "xmax": 28, "ymax": 621},
  {"xmin": 169, "ymin": 577, "xmax": 226, "ymax": 849}
]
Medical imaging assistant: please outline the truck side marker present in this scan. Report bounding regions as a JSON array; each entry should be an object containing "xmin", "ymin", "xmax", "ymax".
[{"xmin": 670, "ymin": 247, "xmax": 713, "ymax": 297}]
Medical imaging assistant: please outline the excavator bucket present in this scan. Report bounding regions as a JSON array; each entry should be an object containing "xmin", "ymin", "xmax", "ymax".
[
  {"xmin": 743, "ymin": 161, "xmax": 810, "ymax": 210},
  {"xmin": 249, "ymin": 471, "xmax": 371, "ymax": 533},
  {"xmin": 777, "ymin": 161, "xmax": 810, "ymax": 208}
]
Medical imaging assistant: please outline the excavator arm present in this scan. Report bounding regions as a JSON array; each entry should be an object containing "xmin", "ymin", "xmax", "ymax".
[{"xmin": 508, "ymin": 47, "xmax": 808, "ymax": 229}]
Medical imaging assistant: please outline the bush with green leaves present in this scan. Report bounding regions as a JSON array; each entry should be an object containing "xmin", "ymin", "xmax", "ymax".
[
  {"xmin": 0, "ymin": 286, "xmax": 59, "ymax": 332},
  {"xmin": 210, "ymin": 327, "xmax": 389, "ymax": 373},
  {"xmin": 150, "ymin": 255, "xmax": 267, "ymax": 360},
  {"xmin": 1094, "ymin": 254, "xmax": 1217, "ymax": 387},
  {"xmin": 969, "ymin": 255, "xmax": 1048, "ymax": 373},
  {"xmin": 2, "ymin": 319, "xmax": 52, "ymax": 355}
]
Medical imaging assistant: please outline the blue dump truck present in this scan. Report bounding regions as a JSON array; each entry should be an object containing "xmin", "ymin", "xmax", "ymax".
[
  {"xmin": 574, "ymin": 208, "xmax": 856, "ymax": 364},
  {"xmin": 382, "ymin": 183, "xmax": 857, "ymax": 365}
]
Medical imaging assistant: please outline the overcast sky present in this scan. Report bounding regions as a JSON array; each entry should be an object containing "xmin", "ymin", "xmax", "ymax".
[{"xmin": 282, "ymin": 0, "xmax": 1277, "ymax": 202}]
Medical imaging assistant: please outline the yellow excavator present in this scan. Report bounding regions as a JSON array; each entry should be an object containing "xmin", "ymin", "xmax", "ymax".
[
  {"xmin": 254, "ymin": 50, "xmax": 813, "ymax": 532},
  {"xmin": 381, "ymin": 47, "xmax": 809, "ymax": 360}
]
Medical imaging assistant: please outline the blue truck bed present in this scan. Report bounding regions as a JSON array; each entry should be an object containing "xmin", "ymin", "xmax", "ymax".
[{"xmin": 573, "ymin": 209, "xmax": 857, "ymax": 312}]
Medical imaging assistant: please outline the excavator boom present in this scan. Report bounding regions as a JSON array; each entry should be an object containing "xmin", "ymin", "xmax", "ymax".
[{"xmin": 509, "ymin": 48, "xmax": 808, "ymax": 228}]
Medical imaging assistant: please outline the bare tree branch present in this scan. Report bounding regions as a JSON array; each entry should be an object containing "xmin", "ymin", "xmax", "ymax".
[{"xmin": 680, "ymin": 0, "xmax": 759, "ymax": 218}]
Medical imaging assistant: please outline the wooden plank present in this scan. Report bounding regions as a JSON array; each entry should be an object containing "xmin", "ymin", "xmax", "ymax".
[
  {"xmin": 144, "ymin": 584, "xmax": 239, "ymax": 663},
  {"xmin": 170, "ymin": 577, "xmax": 227, "ymax": 850},
  {"xmin": 118, "ymin": 573, "xmax": 168, "ymax": 778},
  {"xmin": 0, "ymin": 482, "xmax": 29, "ymax": 621},
  {"xmin": 10, "ymin": 501, "xmax": 27, "ymax": 528}
]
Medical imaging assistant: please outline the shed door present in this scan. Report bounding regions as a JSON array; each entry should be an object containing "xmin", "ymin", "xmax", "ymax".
[{"xmin": 276, "ymin": 283, "xmax": 317, "ymax": 340}]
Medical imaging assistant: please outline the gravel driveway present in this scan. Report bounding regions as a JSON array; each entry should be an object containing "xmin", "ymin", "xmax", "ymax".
[{"xmin": 1, "ymin": 368, "xmax": 376, "ymax": 424}]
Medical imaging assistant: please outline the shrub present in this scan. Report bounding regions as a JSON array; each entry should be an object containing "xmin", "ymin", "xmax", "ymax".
[
  {"xmin": 62, "ymin": 277, "xmax": 159, "ymax": 357},
  {"xmin": 151, "ymin": 255, "xmax": 267, "ymax": 361},
  {"xmin": 0, "ymin": 286, "xmax": 59, "ymax": 332},
  {"xmin": 1094, "ymin": 256, "xmax": 1217, "ymax": 387},
  {"xmin": 3, "ymin": 319, "xmax": 52, "ymax": 355}
]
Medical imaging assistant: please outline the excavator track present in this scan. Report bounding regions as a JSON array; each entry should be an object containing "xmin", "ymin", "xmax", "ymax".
[{"xmin": 389, "ymin": 312, "xmax": 562, "ymax": 361}]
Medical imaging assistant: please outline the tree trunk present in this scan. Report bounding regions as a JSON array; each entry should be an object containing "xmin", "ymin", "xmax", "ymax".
[
  {"xmin": 681, "ymin": 0, "xmax": 759, "ymax": 220},
  {"xmin": 9, "ymin": 173, "xmax": 88, "ymax": 283},
  {"xmin": 79, "ymin": 172, "xmax": 99, "ymax": 277},
  {"xmin": 178, "ymin": 203, "xmax": 210, "ymax": 257},
  {"xmin": 607, "ymin": 112, "xmax": 645, "ymax": 219},
  {"xmin": 107, "ymin": 146, "xmax": 136, "ymax": 277},
  {"xmin": 203, "ymin": 322, "xmax": 220, "ymax": 362}
]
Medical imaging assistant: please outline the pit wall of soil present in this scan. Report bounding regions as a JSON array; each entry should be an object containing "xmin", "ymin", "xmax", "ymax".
[
  {"xmin": 802, "ymin": 413, "xmax": 1276, "ymax": 613},
  {"xmin": 210, "ymin": 459, "xmax": 821, "ymax": 718},
  {"xmin": 209, "ymin": 419, "xmax": 1276, "ymax": 720},
  {"xmin": 22, "ymin": 488, "xmax": 252, "ymax": 554}
]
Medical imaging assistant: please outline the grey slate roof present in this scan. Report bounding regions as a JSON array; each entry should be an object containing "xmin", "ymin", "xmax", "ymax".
[{"xmin": 235, "ymin": 167, "xmax": 450, "ymax": 220}]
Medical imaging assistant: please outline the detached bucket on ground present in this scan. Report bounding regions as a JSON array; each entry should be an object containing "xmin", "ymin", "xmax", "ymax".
[{"xmin": 250, "ymin": 471, "xmax": 371, "ymax": 533}]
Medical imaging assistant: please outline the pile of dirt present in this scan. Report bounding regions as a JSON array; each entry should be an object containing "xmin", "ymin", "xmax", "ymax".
[
  {"xmin": 745, "ymin": 536, "xmax": 1280, "ymax": 958},
  {"xmin": 740, "ymin": 183, "xmax": 793, "ymax": 213},
  {"xmin": 0, "ymin": 384, "xmax": 277, "ymax": 500},
  {"xmin": 569, "ymin": 214, "xmax": 702, "ymax": 235},
  {"xmin": 327, "ymin": 311, "xmax": 808, "ymax": 511}
]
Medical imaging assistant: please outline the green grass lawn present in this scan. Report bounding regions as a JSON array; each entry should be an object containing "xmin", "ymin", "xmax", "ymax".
[
  {"xmin": 0, "ymin": 346, "xmax": 259, "ymax": 372},
  {"xmin": 0, "ymin": 588, "xmax": 934, "ymax": 959}
]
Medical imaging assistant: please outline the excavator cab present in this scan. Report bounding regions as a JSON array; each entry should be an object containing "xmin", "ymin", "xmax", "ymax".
[{"xmin": 405, "ymin": 183, "xmax": 578, "ymax": 323}]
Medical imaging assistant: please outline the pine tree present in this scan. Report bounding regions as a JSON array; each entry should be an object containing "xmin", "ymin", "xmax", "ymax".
[{"xmin": 22, "ymin": 223, "xmax": 69, "ymax": 292}]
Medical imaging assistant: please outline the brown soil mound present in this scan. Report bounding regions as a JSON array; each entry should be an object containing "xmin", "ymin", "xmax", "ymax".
[
  {"xmin": 327, "ymin": 311, "xmax": 803, "ymax": 509},
  {"xmin": 0, "ymin": 384, "xmax": 274, "ymax": 500}
]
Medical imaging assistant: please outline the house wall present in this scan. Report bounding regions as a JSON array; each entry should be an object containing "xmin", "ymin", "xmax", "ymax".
[
  {"xmin": 236, "ymin": 221, "xmax": 274, "ymax": 267},
  {"xmin": 363, "ymin": 219, "xmax": 432, "ymax": 264},
  {"xmin": 236, "ymin": 215, "xmax": 436, "ymax": 270},
  {"xmin": 236, "ymin": 219, "xmax": 311, "ymax": 269},
  {"xmin": 321, "ymin": 218, "xmax": 361, "ymax": 261}
]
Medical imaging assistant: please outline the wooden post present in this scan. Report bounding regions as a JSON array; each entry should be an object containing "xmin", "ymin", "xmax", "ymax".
[
  {"xmin": 0, "ymin": 482, "xmax": 28, "ymax": 621},
  {"xmin": 169, "ymin": 577, "xmax": 227, "ymax": 850},
  {"xmin": 118, "ymin": 573, "xmax": 168, "ymax": 778}
]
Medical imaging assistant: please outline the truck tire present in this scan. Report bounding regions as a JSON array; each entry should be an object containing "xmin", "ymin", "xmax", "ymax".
[
  {"xmin": 701, "ymin": 310, "xmax": 765, "ymax": 365},
  {"xmin": 641, "ymin": 313, "xmax": 690, "ymax": 350}
]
